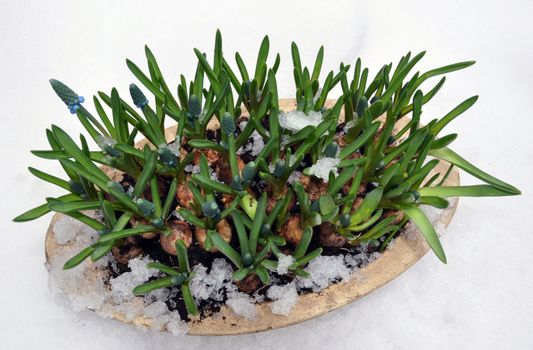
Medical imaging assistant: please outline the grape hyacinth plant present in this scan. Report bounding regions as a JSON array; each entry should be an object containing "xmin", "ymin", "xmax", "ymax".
[{"xmin": 14, "ymin": 31, "xmax": 520, "ymax": 320}]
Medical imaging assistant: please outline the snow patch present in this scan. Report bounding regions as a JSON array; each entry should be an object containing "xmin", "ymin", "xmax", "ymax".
[
  {"xmin": 48, "ymin": 215, "xmax": 188, "ymax": 335},
  {"xmin": 276, "ymin": 254, "xmax": 295, "ymax": 275},
  {"xmin": 295, "ymin": 255, "xmax": 351, "ymax": 292},
  {"xmin": 279, "ymin": 110, "xmax": 323, "ymax": 132},
  {"xmin": 307, "ymin": 157, "xmax": 340, "ymax": 181},
  {"xmin": 267, "ymin": 283, "xmax": 298, "ymax": 316},
  {"xmin": 226, "ymin": 291, "xmax": 257, "ymax": 319}
]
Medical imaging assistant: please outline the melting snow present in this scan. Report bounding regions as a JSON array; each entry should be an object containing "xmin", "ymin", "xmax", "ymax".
[
  {"xmin": 48, "ymin": 215, "xmax": 188, "ymax": 335},
  {"xmin": 226, "ymin": 291, "xmax": 257, "ymax": 319},
  {"xmin": 307, "ymin": 157, "xmax": 340, "ymax": 181},
  {"xmin": 276, "ymin": 254, "xmax": 295, "ymax": 275},
  {"xmin": 267, "ymin": 283, "xmax": 298, "ymax": 316},
  {"xmin": 279, "ymin": 110, "xmax": 323, "ymax": 132}
]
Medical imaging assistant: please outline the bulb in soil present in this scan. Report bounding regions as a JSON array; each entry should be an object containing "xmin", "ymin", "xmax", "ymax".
[
  {"xmin": 193, "ymin": 149, "xmax": 221, "ymax": 166},
  {"xmin": 382, "ymin": 209, "xmax": 405, "ymax": 225},
  {"xmin": 235, "ymin": 274, "xmax": 262, "ymax": 292},
  {"xmin": 194, "ymin": 219, "xmax": 232, "ymax": 252},
  {"xmin": 319, "ymin": 222, "xmax": 347, "ymax": 247},
  {"xmin": 175, "ymin": 179, "xmax": 194, "ymax": 209},
  {"xmin": 112, "ymin": 237, "xmax": 144, "ymax": 265},
  {"xmin": 279, "ymin": 215, "xmax": 304, "ymax": 245},
  {"xmin": 130, "ymin": 217, "xmax": 159, "ymax": 240},
  {"xmin": 215, "ymin": 156, "xmax": 245, "ymax": 184},
  {"xmin": 160, "ymin": 220, "xmax": 193, "ymax": 255},
  {"xmin": 299, "ymin": 175, "xmax": 328, "ymax": 201}
]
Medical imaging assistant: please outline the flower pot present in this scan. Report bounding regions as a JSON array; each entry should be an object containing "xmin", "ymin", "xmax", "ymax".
[{"xmin": 44, "ymin": 99, "xmax": 460, "ymax": 335}]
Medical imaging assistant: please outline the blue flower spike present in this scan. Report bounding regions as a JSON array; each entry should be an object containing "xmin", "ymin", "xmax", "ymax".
[
  {"xmin": 49, "ymin": 79, "xmax": 84, "ymax": 114},
  {"xmin": 129, "ymin": 83, "xmax": 148, "ymax": 109}
]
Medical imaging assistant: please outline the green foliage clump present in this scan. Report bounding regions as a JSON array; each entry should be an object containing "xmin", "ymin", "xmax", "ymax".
[{"xmin": 14, "ymin": 30, "xmax": 520, "ymax": 316}]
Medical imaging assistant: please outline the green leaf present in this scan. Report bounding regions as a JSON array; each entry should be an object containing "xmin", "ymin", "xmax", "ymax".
[
  {"xmin": 413, "ymin": 60, "xmax": 475, "ymax": 92},
  {"xmin": 232, "ymin": 212, "xmax": 250, "ymax": 257},
  {"xmin": 417, "ymin": 196, "xmax": 449, "ymax": 209},
  {"xmin": 132, "ymin": 276, "xmax": 175, "ymax": 295},
  {"xmin": 208, "ymin": 230, "xmax": 242, "ymax": 268},
  {"xmin": 133, "ymin": 147, "xmax": 157, "ymax": 197},
  {"xmin": 431, "ymin": 96, "xmax": 478, "ymax": 135},
  {"xmin": 418, "ymin": 185, "xmax": 519, "ymax": 197},
  {"xmin": 126, "ymin": 59, "xmax": 166, "ymax": 101},
  {"xmin": 339, "ymin": 122, "xmax": 380, "ymax": 159},
  {"xmin": 395, "ymin": 203, "xmax": 446, "ymax": 263},
  {"xmin": 147, "ymin": 262, "xmax": 180, "ymax": 276},
  {"xmin": 255, "ymin": 265, "xmax": 270, "ymax": 285},
  {"xmin": 28, "ymin": 167, "xmax": 70, "ymax": 191},
  {"xmin": 350, "ymin": 187, "xmax": 384, "ymax": 226},
  {"xmin": 13, "ymin": 202, "xmax": 51, "ymax": 222},
  {"xmin": 63, "ymin": 246, "xmax": 95, "ymax": 269},
  {"xmin": 191, "ymin": 174, "xmax": 234, "ymax": 194},
  {"xmin": 187, "ymin": 139, "xmax": 226, "ymax": 153},
  {"xmin": 162, "ymin": 178, "xmax": 178, "ymax": 218},
  {"xmin": 181, "ymin": 282, "xmax": 198, "ymax": 316},
  {"xmin": 294, "ymin": 226, "xmax": 313, "ymax": 259},
  {"xmin": 13, "ymin": 193, "xmax": 81, "ymax": 222},
  {"xmin": 176, "ymin": 209, "xmax": 206, "ymax": 229},
  {"xmin": 52, "ymin": 125, "xmax": 109, "ymax": 183},
  {"xmin": 98, "ymin": 225, "xmax": 157, "ymax": 243},
  {"xmin": 249, "ymin": 193, "xmax": 267, "ymax": 255},
  {"xmin": 347, "ymin": 208, "xmax": 383, "ymax": 232},
  {"xmin": 175, "ymin": 239, "xmax": 190, "ymax": 273},
  {"xmin": 429, "ymin": 147, "xmax": 520, "ymax": 194},
  {"xmin": 233, "ymin": 267, "xmax": 251, "ymax": 281},
  {"xmin": 48, "ymin": 200, "xmax": 102, "ymax": 213},
  {"xmin": 431, "ymin": 133, "xmax": 457, "ymax": 150}
]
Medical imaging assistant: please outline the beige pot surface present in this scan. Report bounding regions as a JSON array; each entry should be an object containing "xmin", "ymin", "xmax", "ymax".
[{"xmin": 45, "ymin": 99, "xmax": 460, "ymax": 335}]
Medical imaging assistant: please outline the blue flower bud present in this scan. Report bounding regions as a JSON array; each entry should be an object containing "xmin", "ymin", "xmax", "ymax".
[
  {"xmin": 68, "ymin": 180, "xmax": 85, "ymax": 194},
  {"xmin": 242, "ymin": 252, "xmax": 253, "ymax": 267},
  {"xmin": 230, "ymin": 176, "xmax": 243, "ymax": 191},
  {"xmin": 157, "ymin": 146, "xmax": 178, "ymax": 166},
  {"xmin": 107, "ymin": 181, "xmax": 125, "ymax": 193},
  {"xmin": 340, "ymin": 213, "xmax": 351, "ymax": 227},
  {"xmin": 151, "ymin": 217, "xmax": 164, "ymax": 229},
  {"xmin": 136, "ymin": 198, "xmax": 155, "ymax": 217},
  {"xmin": 221, "ymin": 112, "xmax": 236, "ymax": 135},
  {"xmin": 171, "ymin": 273, "xmax": 187, "ymax": 285},
  {"xmin": 129, "ymin": 84, "xmax": 148, "ymax": 108},
  {"xmin": 50, "ymin": 79, "xmax": 84, "ymax": 113},
  {"xmin": 202, "ymin": 200, "xmax": 220, "ymax": 220},
  {"xmin": 323, "ymin": 142, "xmax": 338, "ymax": 158},
  {"xmin": 188, "ymin": 95, "xmax": 201, "ymax": 117},
  {"xmin": 241, "ymin": 162, "xmax": 256, "ymax": 183},
  {"xmin": 273, "ymin": 160, "xmax": 286, "ymax": 177}
]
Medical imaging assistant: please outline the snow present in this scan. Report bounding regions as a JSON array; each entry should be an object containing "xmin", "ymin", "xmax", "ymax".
[
  {"xmin": 307, "ymin": 157, "xmax": 340, "ymax": 181},
  {"xmin": 96, "ymin": 135, "xmax": 117, "ymax": 150},
  {"xmin": 287, "ymin": 170, "xmax": 302, "ymax": 184},
  {"xmin": 48, "ymin": 214, "xmax": 188, "ymax": 335},
  {"xmin": 46, "ymin": 199, "xmax": 454, "ymax": 328},
  {"xmin": 279, "ymin": 110, "xmax": 323, "ymax": 132},
  {"xmin": 53, "ymin": 214, "xmax": 98, "ymax": 245},
  {"xmin": 184, "ymin": 164, "xmax": 200, "ymax": 174},
  {"xmin": 167, "ymin": 138, "xmax": 181, "ymax": 156},
  {"xmin": 189, "ymin": 258, "xmax": 233, "ymax": 302},
  {"xmin": 295, "ymin": 255, "xmax": 352, "ymax": 292},
  {"xmin": 237, "ymin": 130, "xmax": 265, "ymax": 156},
  {"xmin": 226, "ymin": 291, "xmax": 257, "ymax": 319},
  {"xmin": 110, "ymin": 257, "xmax": 158, "ymax": 302},
  {"xmin": 267, "ymin": 283, "xmax": 298, "ymax": 316},
  {"xmin": 276, "ymin": 254, "xmax": 295, "ymax": 275}
]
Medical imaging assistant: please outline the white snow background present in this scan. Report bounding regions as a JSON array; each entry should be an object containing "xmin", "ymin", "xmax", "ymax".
[{"xmin": 1, "ymin": 0, "xmax": 532, "ymax": 349}]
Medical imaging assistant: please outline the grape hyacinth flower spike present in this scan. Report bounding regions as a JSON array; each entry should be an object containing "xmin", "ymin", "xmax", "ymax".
[{"xmin": 49, "ymin": 79, "xmax": 85, "ymax": 114}]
